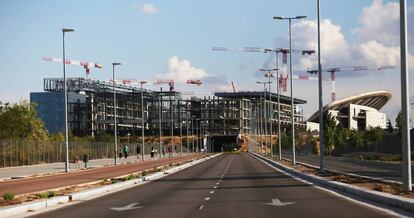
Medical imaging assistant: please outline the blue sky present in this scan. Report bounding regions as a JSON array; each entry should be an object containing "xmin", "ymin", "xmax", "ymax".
[{"xmin": 0, "ymin": 0, "xmax": 413, "ymax": 121}]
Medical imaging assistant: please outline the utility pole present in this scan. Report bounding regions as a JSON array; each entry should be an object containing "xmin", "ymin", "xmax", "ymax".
[
  {"xmin": 261, "ymin": 69, "xmax": 277, "ymax": 157},
  {"xmin": 159, "ymin": 95, "xmax": 162, "ymax": 159}
]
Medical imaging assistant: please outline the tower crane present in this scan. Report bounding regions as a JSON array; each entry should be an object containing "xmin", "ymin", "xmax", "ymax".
[
  {"xmin": 307, "ymin": 66, "xmax": 395, "ymax": 102},
  {"xmin": 212, "ymin": 46, "xmax": 315, "ymax": 93},
  {"xmin": 42, "ymin": 57, "xmax": 103, "ymax": 79}
]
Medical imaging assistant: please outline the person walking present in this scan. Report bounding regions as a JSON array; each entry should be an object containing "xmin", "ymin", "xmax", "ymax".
[
  {"xmin": 123, "ymin": 144, "xmax": 129, "ymax": 159},
  {"xmin": 137, "ymin": 145, "xmax": 141, "ymax": 160},
  {"xmin": 150, "ymin": 146, "xmax": 155, "ymax": 158}
]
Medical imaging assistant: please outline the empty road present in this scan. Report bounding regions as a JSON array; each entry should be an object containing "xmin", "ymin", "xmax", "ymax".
[{"xmin": 32, "ymin": 153, "xmax": 399, "ymax": 218}]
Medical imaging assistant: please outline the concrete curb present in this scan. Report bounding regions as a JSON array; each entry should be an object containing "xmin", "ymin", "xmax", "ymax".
[
  {"xmin": 0, "ymin": 153, "xmax": 221, "ymax": 218},
  {"xmin": 251, "ymin": 152, "xmax": 414, "ymax": 213},
  {"xmin": 0, "ymin": 196, "xmax": 69, "ymax": 218}
]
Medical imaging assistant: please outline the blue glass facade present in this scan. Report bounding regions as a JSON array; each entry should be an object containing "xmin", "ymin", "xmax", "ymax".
[{"xmin": 30, "ymin": 92, "xmax": 86, "ymax": 135}]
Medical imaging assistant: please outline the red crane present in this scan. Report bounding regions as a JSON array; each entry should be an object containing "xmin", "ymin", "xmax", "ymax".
[
  {"xmin": 42, "ymin": 57, "xmax": 103, "ymax": 79},
  {"xmin": 307, "ymin": 66, "xmax": 395, "ymax": 102}
]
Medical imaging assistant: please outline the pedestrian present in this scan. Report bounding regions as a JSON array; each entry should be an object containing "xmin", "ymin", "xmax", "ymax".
[
  {"xmin": 123, "ymin": 144, "xmax": 129, "ymax": 159},
  {"xmin": 150, "ymin": 146, "xmax": 155, "ymax": 158},
  {"xmin": 118, "ymin": 146, "xmax": 123, "ymax": 158},
  {"xmin": 137, "ymin": 145, "xmax": 141, "ymax": 160}
]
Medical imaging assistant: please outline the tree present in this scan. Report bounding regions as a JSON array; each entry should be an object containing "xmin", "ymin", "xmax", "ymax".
[
  {"xmin": 0, "ymin": 101, "xmax": 48, "ymax": 140},
  {"xmin": 396, "ymin": 111, "xmax": 402, "ymax": 137},
  {"xmin": 366, "ymin": 126, "xmax": 384, "ymax": 153},
  {"xmin": 386, "ymin": 119, "xmax": 393, "ymax": 133},
  {"xmin": 323, "ymin": 113, "xmax": 337, "ymax": 155},
  {"xmin": 349, "ymin": 130, "xmax": 363, "ymax": 149}
]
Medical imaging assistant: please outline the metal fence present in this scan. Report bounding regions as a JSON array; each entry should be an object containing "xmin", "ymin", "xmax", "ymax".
[{"xmin": 0, "ymin": 139, "xmax": 193, "ymax": 168}]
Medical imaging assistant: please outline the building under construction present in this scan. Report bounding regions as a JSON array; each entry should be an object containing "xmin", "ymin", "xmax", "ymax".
[{"xmin": 31, "ymin": 78, "xmax": 307, "ymax": 151}]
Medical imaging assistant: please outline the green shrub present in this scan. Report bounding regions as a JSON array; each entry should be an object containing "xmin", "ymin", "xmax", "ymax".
[
  {"xmin": 36, "ymin": 192, "xmax": 48, "ymax": 199},
  {"xmin": 142, "ymin": 170, "xmax": 148, "ymax": 176},
  {"xmin": 3, "ymin": 192, "xmax": 15, "ymax": 201},
  {"xmin": 47, "ymin": 191, "xmax": 57, "ymax": 198},
  {"xmin": 111, "ymin": 178, "xmax": 119, "ymax": 184}
]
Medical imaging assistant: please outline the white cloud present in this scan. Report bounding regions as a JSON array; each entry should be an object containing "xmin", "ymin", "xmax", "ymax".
[
  {"xmin": 354, "ymin": 0, "xmax": 401, "ymax": 46},
  {"xmin": 157, "ymin": 56, "xmax": 208, "ymax": 83},
  {"xmin": 141, "ymin": 3, "xmax": 159, "ymax": 14}
]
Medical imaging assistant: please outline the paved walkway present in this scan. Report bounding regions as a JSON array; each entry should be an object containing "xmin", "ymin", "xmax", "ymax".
[
  {"xmin": 0, "ymin": 154, "xmax": 202, "ymax": 196},
  {"xmin": 0, "ymin": 154, "xmax": 187, "ymax": 180}
]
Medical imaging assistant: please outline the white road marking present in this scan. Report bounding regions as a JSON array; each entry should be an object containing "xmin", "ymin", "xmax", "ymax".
[
  {"xmin": 222, "ymin": 156, "xmax": 235, "ymax": 178},
  {"xmin": 216, "ymin": 182, "xmax": 220, "ymax": 185},
  {"xmin": 204, "ymin": 197, "xmax": 210, "ymax": 201},
  {"xmin": 264, "ymin": 198, "xmax": 295, "ymax": 207},
  {"xmin": 210, "ymin": 191, "xmax": 215, "ymax": 194},
  {"xmin": 110, "ymin": 203, "xmax": 142, "ymax": 211},
  {"xmin": 213, "ymin": 186, "xmax": 217, "ymax": 189},
  {"xmin": 198, "ymin": 205, "xmax": 205, "ymax": 210},
  {"xmin": 219, "ymin": 180, "xmax": 222, "ymax": 182}
]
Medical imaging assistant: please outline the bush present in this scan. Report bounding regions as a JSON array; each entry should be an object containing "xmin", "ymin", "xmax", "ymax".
[
  {"xmin": 47, "ymin": 191, "xmax": 57, "ymax": 198},
  {"xmin": 3, "ymin": 192, "xmax": 14, "ymax": 201},
  {"xmin": 36, "ymin": 192, "xmax": 48, "ymax": 199},
  {"xmin": 141, "ymin": 170, "xmax": 148, "ymax": 176}
]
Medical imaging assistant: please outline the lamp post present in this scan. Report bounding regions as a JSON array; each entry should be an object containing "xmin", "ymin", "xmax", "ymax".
[
  {"xmin": 140, "ymin": 81, "xmax": 148, "ymax": 161},
  {"xmin": 159, "ymin": 94, "xmax": 162, "ymax": 159},
  {"xmin": 317, "ymin": 0, "xmax": 325, "ymax": 173},
  {"xmin": 257, "ymin": 81, "xmax": 271, "ymax": 156},
  {"xmin": 179, "ymin": 100, "xmax": 183, "ymax": 156},
  {"xmin": 261, "ymin": 68, "xmax": 277, "ymax": 157},
  {"xmin": 186, "ymin": 107, "xmax": 190, "ymax": 155},
  {"xmin": 191, "ymin": 116, "xmax": 195, "ymax": 153},
  {"xmin": 400, "ymin": 0, "xmax": 412, "ymax": 192},
  {"xmin": 274, "ymin": 15, "xmax": 307, "ymax": 164},
  {"xmin": 62, "ymin": 28, "xmax": 74, "ymax": 173},
  {"xmin": 112, "ymin": 62, "xmax": 121, "ymax": 165}
]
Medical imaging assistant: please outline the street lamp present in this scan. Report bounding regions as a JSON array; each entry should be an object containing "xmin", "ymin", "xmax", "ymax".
[
  {"xmin": 257, "ymin": 81, "xmax": 271, "ymax": 156},
  {"xmin": 316, "ymin": 0, "xmax": 325, "ymax": 173},
  {"xmin": 140, "ymin": 81, "xmax": 148, "ymax": 161},
  {"xmin": 400, "ymin": 0, "xmax": 412, "ymax": 192},
  {"xmin": 192, "ymin": 116, "xmax": 195, "ymax": 153},
  {"xmin": 261, "ymin": 68, "xmax": 277, "ymax": 158},
  {"xmin": 112, "ymin": 62, "xmax": 121, "ymax": 165},
  {"xmin": 274, "ymin": 15, "xmax": 307, "ymax": 164},
  {"xmin": 62, "ymin": 28, "xmax": 74, "ymax": 173}
]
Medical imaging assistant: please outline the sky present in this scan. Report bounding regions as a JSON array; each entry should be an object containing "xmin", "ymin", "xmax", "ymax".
[{"xmin": 0, "ymin": 0, "xmax": 413, "ymax": 124}]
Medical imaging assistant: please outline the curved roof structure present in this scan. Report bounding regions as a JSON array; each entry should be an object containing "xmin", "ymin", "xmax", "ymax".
[{"xmin": 308, "ymin": 90, "xmax": 391, "ymax": 123}]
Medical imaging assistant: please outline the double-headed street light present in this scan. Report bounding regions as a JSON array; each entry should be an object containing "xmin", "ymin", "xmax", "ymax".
[
  {"xmin": 112, "ymin": 62, "xmax": 121, "ymax": 165},
  {"xmin": 62, "ymin": 28, "xmax": 74, "ymax": 173},
  {"xmin": 274, "ymin": 15, "xmax": 307, "ymax": 165},
  {"xmin": 140, "ymin": 81, "xmax": 148, "ymax": 161},
  {"xmin": 260, "ymin": 68, "xmax": 278, "ymax": 157}
]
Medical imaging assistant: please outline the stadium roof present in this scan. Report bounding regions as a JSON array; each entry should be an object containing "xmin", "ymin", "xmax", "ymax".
[{"xmin": 308, "ymin": 90, "xmax": 391, "ymax": 122}]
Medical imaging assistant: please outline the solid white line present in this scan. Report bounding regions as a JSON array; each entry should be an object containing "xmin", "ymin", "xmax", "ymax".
[
  {"xmin": 250, "ymin": 153, "xmax": 411, "ymax": 218},
  {"xmin": 204, "ymin": 197, "xmax": 210, "ymax": 201}
]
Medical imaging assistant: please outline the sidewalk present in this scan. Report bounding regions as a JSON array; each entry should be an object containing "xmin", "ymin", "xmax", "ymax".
[
  {"xmin": 0, "ymin": 154, "xmax": 179, "ymax": 180},
  {"xmin": 0, "ymin": 154, "xmax": 201, "ymax": 196}
]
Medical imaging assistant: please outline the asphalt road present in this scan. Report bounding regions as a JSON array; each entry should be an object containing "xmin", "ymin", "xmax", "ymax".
[
  {"xmin": 282, "ymin": 152, "xmax": 414, "ymax": 182},
  {"xmin": 31, "ymin": 153, "xmax": 397, "ymax": 218}
]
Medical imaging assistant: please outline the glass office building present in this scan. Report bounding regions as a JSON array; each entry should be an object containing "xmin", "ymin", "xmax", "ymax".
[{"xmin": 30, "ymin": 92, "xmax": 87, "ymax": 135}]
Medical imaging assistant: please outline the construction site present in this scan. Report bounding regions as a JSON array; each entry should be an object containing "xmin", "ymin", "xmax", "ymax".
[{"xmin": 30, "ymin": 77, "xmax": 307, "ymax": 152}]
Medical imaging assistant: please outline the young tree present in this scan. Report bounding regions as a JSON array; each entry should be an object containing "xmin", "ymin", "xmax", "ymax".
[
  {"xmin": 0, "ymin": 101, "xmax": 48, "ymax": 140},
  {"xmin": 386, "ymin": 119, "xmax": 393, "ymax": 133},
  {"xmin": 323, "ymin": 113, "xmax": 337, "ymax": 155},
  {"xmin": 395, "ymin": 111, "xmax": 402, "ymax": 137}
]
